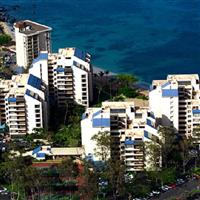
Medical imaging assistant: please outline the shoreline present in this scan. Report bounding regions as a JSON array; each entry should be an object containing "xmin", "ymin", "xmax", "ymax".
[
  {"xmin": 0, "ymin": 21, "xmax": 15, "ymax": 41},
  {"xmin": 92, "ymin": 65, "xmax": 116, "ymax": 76},
  {"xmin": 0, "ymin": 5, "xmax": 149, "ymax": 90},
  {"xmin": 93, "ymin": 65, "xmax": 150, "ymax": 90}
]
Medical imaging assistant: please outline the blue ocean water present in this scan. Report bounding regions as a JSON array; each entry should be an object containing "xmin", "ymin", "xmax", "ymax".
[{"xmin": 1, "ymin": 0, "xmax": 200, "ymax": 82}]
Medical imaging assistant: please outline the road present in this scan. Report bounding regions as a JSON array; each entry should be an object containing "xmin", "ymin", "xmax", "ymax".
[{"xmin": 152, "ymin": 179, "xmax": 200, "ymax": 200}]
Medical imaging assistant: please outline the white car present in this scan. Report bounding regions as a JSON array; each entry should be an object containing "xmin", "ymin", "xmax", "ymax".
[
  {"xmin": 152, "ymin": 190, "xmax": 160, "ymax": 195},
  {"xmin": 148, "ymin": 192, "xmax": 154, "ymax": 197},
  {"xmin": 161, "ymin": 185, "xmax": 170, "ymax": 191},
  {"xmin": 0, "ymin": 186, "xmax": 7, "ymax": 193}
]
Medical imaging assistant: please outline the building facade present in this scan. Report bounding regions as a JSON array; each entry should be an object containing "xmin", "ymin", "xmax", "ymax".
[
  {"xmin": 0, "ymin": 52, "xmax": 49, "ymax": 136},
  {"xmin": 48, "ymin": 48, "xmax": 93, "ymax": 107},
  {"xmin": 149, "ymin": 74, "xmax": 200, "ymax": 137},
  {"xmin": 14, "ymin": 20, "xmax": 52, "ymax": 68},
  {"xmin": 81, "ymin": 100, "xmax": 159, "ymax": 171}
]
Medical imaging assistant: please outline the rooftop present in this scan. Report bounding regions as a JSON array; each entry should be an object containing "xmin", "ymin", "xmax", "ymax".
[
  {"xmin": 167, "ymin": 74, "xmax": 199, "ymax": 81},
  {"xmin": 14, "ymin": 20, "xmax": 52, "ymax": 36},
  {"xmin": 58, "ymin": 47, "xmax": 90, "ymax": 60},
  {"xmin": 0, "ymin": 79, "xmax": 12, "ymax": 89},
  {"xmin": 102, "ymin": 99, "xmax": 149, "ymax": 108},
  {"xmin": 9, "ymin": 74, "xmax": 28, "ymax": 94},
  {"xmin": 51, "ymin": 147, "xmax": 84, "ymax": 156},
  {"xmin": 152, "ymin": 80, "xmax": 168, "ymax": 86}
]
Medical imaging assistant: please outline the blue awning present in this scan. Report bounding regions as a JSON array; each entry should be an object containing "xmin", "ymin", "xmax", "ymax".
[
  {"xmin": 193, "ymin": 110, "xmax": 200, "ymax": 114},
  {"xmin": 93, "ymin": 118, "xmax": 110, "ymax": 128},
  {"xmin": 124, "ymin": 140, "xmax": 135, "ymax": 145},
  {"xmin": 56, "ymin": 67, "xmax": 65, "ymax": 73},
  {"xmin": 162, "ymin": 89, "xmax": 178, "ymax": 97},
  {"xmin": 7, "ymin": 97, "xmax": 17, "ymax": 102},
  {"xmin": 36, "ymin": 153, "xmax": 46, "ymax": 158}
]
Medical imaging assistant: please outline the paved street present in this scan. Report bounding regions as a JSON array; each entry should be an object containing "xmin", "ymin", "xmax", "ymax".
[{"xmin": 152, "ymin": 179, "xmax": 200, "ymax": 200}]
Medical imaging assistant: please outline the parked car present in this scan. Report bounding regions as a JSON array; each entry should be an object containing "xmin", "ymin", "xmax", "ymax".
[
  {"xmin": 160, "ymin": 185, "xmax": 170, "ymax": 192},
  {"xmin": 0, "ymin": 186, "xmax": 7, "ymax": 193},
  {"xmin": 147, "ymin": 192, "xmax": 154, "ymax": 197},
  {"xmin": 168, "ymin": 183, "xmax": 176, "ymax": 189},
  {"xmin": 152, "ymin": 190, "xmax": 160, "ymax": 195},
  {"xmin": 176, "ymin": 178, "xmax": 185, "ymax": 185}
]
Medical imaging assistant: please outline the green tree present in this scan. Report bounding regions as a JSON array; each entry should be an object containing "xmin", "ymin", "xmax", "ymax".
[
  {"xmin": 53, "ymin": 124, "xmax": 81, "ymax": 147},
  {"xmin": 116, "ymin": 73, "xmax": 138, "ymax": 87},
  {"xmin": 58, "ymin": 157, "xmax": 79, "ymax": 180},
  {"xmin": 145, "ymin": 141, "xmax": 161, "ymax": 171},
  {"xmin": 159, "ymin": 126, "xmax": 191, "ymax": 173},
  {"xmin": 159, "ymin": 126, "xmax": 178, "ymax": 168},
  {"xmin": 91, "ymin": 131, "xmax": 111, "ymax": 161},
  {"xmin": 0, "ymin": 155, "xmax": 42, "ymax": 199},
  {"xmin": 105, "ymin": 159, "xmax": 126, "ymax": 199},
  {"xmin": 78, "ymin": 160, "xmax": 98, "ymax": 200},
  {"xmin": 0, "ymin": 34, "xmax": 11, "ymax": 45}
]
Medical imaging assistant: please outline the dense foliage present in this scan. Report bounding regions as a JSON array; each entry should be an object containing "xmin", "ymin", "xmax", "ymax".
[{"xmin": 0, "ymin": 34, "xmax": 11, "ymax": 45}]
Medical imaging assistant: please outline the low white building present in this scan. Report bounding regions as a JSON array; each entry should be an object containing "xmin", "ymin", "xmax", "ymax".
[
  {"xmin": 24, "ymin": 146, "xmax": 85, "ymax": 160},
  {"xmin": 81, "ymin": 99, "xmax": 159, "ymax": 171}
]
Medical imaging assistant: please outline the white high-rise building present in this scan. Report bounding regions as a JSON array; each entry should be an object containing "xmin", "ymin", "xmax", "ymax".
[
  {"xmin": 81, "ymin": 99, "xmax": 159, "ymax": 172},
  {"xmin": 5, "ymin": 74, "xmax": 28, "ymax": 136},
  {"xmin": 25, "ymin": 52, "xmax": 49, "ymax": 133},
  {"xmin": 14, "ymin": 20, "xmax": 52, "ymax": 68},
  {"xmin": 0, "ymin": 52, "xmax": 49, "ymax": 136},
  {"xmin": 149, "ymin": 74, "xmax": 200, "ymax": 136},
  {"xmin": 48, "ymin": 48, "xmax": 93, "ymax": 107}
]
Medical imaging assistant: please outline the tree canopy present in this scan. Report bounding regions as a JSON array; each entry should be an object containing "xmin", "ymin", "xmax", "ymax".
[{"xmin": 0, "ymin": 34, "xmax": 12, "ymax": 45}]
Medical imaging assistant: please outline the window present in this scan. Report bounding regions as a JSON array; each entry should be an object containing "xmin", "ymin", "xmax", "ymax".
[
  {"xmin": 81, "ymin": 74, "xmax": 86, "ymax": 78},
  {"xmin": 110, "ymin": 109, "xmax": 126, "ymax": 113},
  {"xmin": 135, "ymin": 113, "xmax": 142, "ymax": 118}
]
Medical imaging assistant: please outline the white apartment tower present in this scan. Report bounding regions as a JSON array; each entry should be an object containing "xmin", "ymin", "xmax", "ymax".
[
  {"xmin": 48, "ymin": 48, "xmax": 93, "ymax": 107},
  {"xmin": 0, "ymin": 52, "xmax": 49, "ymax": 136},
  {"xmin": 5, "ymin": 74, "xmax": 28, "ymax": 136},
  {"xmin": 14, "ymin": 20, "xmax": 52, "ymax": 68},
  {"xmin": 25, "ymin": 52, "xmax": 49, "ymax": 133},
  {"xmin": 149, "ymin": 74, "xmax": 200, "ymax": 136},
  {"xmin": 81, "ymin": 99, "xmax": 159, "ymax": 172}
]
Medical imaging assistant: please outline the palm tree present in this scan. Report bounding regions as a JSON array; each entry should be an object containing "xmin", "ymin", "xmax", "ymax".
[
  {"xmin": 98, "ymin": 71, "xmax": 105, "ymax": 78},
  {"xmin": 116, "ymin": 73, "xmax": 138, "ymax": 87}
]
